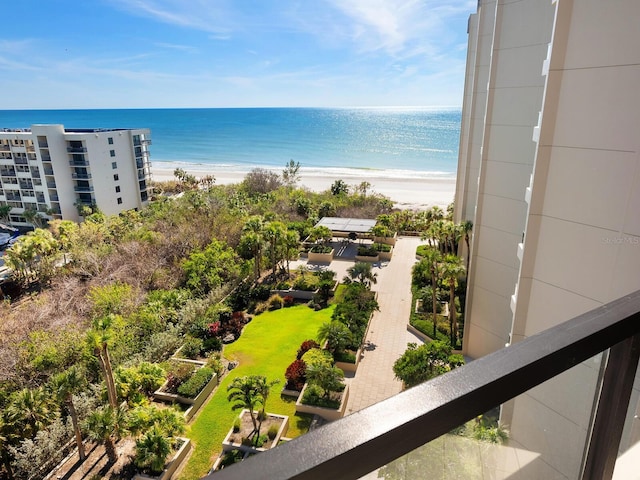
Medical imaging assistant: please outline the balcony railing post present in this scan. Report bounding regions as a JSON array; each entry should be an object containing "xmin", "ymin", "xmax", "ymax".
[{"xmin": 581, "ymin": 333, "xmax": 640, "ymax": 480}]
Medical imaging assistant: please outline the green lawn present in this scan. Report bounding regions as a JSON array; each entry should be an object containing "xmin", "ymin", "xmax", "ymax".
[{"xmin": 178, "ymin": 304, "xmax": 334, "ymax": 480}]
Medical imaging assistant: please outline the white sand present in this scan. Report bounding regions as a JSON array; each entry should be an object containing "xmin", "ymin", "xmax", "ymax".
[{"xmin": 150, "ymin": 165, "xmax": 455, "ymax": 210}]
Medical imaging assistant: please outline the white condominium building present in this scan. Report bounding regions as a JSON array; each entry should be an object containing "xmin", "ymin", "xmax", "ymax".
[
  {"xmin": 0, "ymin": 124, "xmax": 151, "ymax": 226},
  {"xmin": 456, "ymin": 0, "xmax": 639, "ymax": 477}
]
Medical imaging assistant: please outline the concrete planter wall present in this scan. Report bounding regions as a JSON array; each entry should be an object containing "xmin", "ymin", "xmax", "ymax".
[
  {"xmin": 153, "ymin": 363, "xmax": 218, "ymax": 421},
  {"xmin": 378, "ymin": 247, "xmax": 393, "ymax": 262},
  {"xmin": 280, "ymin": 387, "xmax": 301, "ymax": 398},
  {"xmin": 308, "ymin": 248, "xmax": 334, "ymax": 263},
  {"xmin": 374, "ymin": 233, "xmax": 397, "ymax": 246},
  {"xmin": 355, "ymin": 254, "xmax": 379, "ymax": 263},
  {"xmin": 270, "ymin": 289, "xmax": 316, "ymax": 300},
  {"xmin": 222, "ymin": 410, "xmax": 289, "ymax": 454},
  {"xmin": 334, "ymin": 347, "xmax": 362, "ymax": 373},
  {"xmin": 133, "ymin": 437, "xmax": 191, "ymax": 480},
  {"xmin": 295, "ymin": 383, "xmax": 349, "ymax": 421}
]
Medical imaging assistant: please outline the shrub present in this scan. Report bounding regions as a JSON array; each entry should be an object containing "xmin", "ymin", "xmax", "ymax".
[
  {"xmin": 374, "ymin": 243, "xmax": 392, "ymax": 253},
  {"xmin": 357, "ymin": 246, "xmax": 378, "ymax": 257},
  {"xmin": 284, "ymin": 359, "xmax": 307, "ymax": 391},
  {"xmin": 267, "ymin": 294, "xmax": 284, "ymax": 310},
  {"xmin": 177, "ymin": 367, "xmax": 214, "ymax": 398},
  {"xmin": 181, "ymin": 337, "xmax": 204, "ymax": 359},
  {"xmin": 233, "ymin": 417, "xmax": 241, "ymax": 433},
  {"xmin": 254, "ymin": 301, "xmax": 269, "ymax": 314},
  {"xmin": 333, "ymin": 350, "xmax": 356, "ymax": 364},
  {"xmin": 164, "ymin": 362, "xmax": 195, "ymax": 393},
  {"xmin": 296, "ymin": 339, "xmax": 320, "ymax": 359},
  {"xmin": 283, "ymin": 295, "xmax": 295, "ymax": 307},
  {"xmin": 206, "ymin": 353, "xmax": 225, "ymax": 378},
  {"xmin": 301, "ymin": 384, "xmax": 340, "ymax": 409},
  {"xmin": 301, "ymin": 348, "xmax": 333, "ymax": 369},
  {"xmin": 219, "ymin": 449, "xmax": 244, "ymax": 468},
  {"xmin": 310, "ymin": 244, "xmax": 332, "ymax": 254},
  {"xmin": 267, "ymin": 424, "xmax": 279, "ymax": 440},
  {"xmin": 203, "ymin": 336, "xmax": 222, "ymax": 353}
]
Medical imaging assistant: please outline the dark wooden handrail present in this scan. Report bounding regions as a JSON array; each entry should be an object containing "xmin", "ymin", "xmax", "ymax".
[{"xmin": 205, "ymin": 290, "xmax": 640, "ymax": 480}]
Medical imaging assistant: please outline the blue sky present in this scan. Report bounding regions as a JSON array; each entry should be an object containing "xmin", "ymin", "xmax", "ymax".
[{"xmin": 0, "ymin": 0, "xmax": 475, "ymax": 109}]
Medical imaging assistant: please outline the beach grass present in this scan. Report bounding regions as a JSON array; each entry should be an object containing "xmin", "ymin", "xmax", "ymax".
[{"xmin": 178, "ymin": 304, "xmax": 333, "ymax": 480}]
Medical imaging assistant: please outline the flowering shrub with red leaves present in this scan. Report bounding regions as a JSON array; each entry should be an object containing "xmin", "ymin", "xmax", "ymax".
[
  {"xmin": 208, "ymin": 321, "xmax": 221, "ymax": 337},
  {"xmin": 283, "ymin": 295, "xmax": 295, "ymax": 307},
  {"xmin": 296, "ymin": 339, "xmax": 320, "ymax": 360},
  {"xmin": 285, "ymin": 359, "xmax": 307, "ymax": 391}
]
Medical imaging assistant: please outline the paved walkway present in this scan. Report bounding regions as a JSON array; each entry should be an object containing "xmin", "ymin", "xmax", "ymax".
[
  {"xmin": 344, "ymin": 236, "xmax": 424, "ymax": 414},
  {"xmin": 290, "ymin": 237, "xmax": 424, "ymax": 414}
]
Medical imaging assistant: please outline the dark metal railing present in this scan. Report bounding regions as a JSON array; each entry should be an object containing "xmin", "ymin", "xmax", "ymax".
[{"xmin": 205, "ymin": 291, "xmax": 640, "ymax": 480}]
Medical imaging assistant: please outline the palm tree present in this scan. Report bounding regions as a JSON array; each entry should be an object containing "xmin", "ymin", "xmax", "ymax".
[
  {"xmin": 0, "ymin": 413, "xmax": 18, "ymax": 479},
  {"xmin": 49, "ymin": 366, "xmax": 87, "ymax": 461},
  {"xmin": 264, "ymin": 221, "xmax": 286, "ymax": 276},
  {"xmin": 461, "ymin": 220, "xmax": 473, "ymax": 274},
  {"xmin": 87, "ymin": 315, "xmax": 118, "ymax": 409},
  {"xmin": 227, "ymin": 376, "xmax": 279, "ymax": 441},
  {"xmin": 134, "ymin": 426, "xmax": 171, "ymax": 475},
  {"xmin": 241, "ymin": 216, "xmax": 265, "ymax": 279},
  {"xmin": 0, "ymin": 204, "xmax": 11, "ymax": 224},
  {"xmin": 421, "ymin": 247, "xmax": 443, "ymax": 338},
  {"xmin": 441, "ymin": 254, "xmax": 466, "ymax": 346},
  {"xmin": 84, "ymin": 406, "xmax": 127, "ymax": 463},
  {"xmin": 317, "ymin": 321, "xmax": 352, "ymax": 355},
  {"xmin": 283, "ymin": 229, "xmax": 300, "ymax": 277},
  {"xmin": 6, "ymin": 387, "xmax": 55, "ymax": 440},
  {"xmin": 347, "ymin": 262, "xmax": 377, "ymax": 287}
]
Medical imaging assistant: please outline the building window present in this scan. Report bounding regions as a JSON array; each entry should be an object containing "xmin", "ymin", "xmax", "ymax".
[
  {"xmin": 117, "ymin": 197, "xmax": 123, "ymax": 205},
  {"xmin": 108, "ymin": 137, "xmax": 114, "ymax": 145},
  {"xmin": 112, "ymin": 162, "xmax": 117, "ymax": 169},
  {"xmin": 115, "ymin": 186, "xmax": 121, "ymax": 193},
  {"xmin": 113, "ymin": 174, "xmax": 119, "ymax": 181},
  {"xmin": 110, "ymin": 150, "xmax": 116, "ymax": 157}
]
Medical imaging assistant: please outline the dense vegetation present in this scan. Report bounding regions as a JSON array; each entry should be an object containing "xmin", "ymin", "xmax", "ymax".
[{"xmin": 0, "ymin": 169, "xmax": 403, "ymax": 478}]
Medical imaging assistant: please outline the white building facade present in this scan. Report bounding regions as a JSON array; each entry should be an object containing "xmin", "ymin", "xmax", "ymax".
[
  {"xmin": 0, "ymin": 124, "xmax": 151, "ymax": 225},
  {"xmin": 456, "ymin": 0, "xmax": 640, "ymax": 477}
]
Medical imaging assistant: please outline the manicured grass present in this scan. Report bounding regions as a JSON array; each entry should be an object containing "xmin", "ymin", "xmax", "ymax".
[{"xmin": 178, "ymin": 304, "xmax": 334, "ymax": 480}]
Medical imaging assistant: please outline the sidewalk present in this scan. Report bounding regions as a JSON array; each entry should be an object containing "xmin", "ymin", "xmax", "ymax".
[{"xmin": 345, "ymin": 236, "xmax": 424, "ymax": 414}]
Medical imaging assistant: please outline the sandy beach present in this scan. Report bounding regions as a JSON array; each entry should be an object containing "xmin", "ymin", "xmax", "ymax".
[{"xmin": 150, "ymin": 165, "xmax": 455, "ymax": 210}]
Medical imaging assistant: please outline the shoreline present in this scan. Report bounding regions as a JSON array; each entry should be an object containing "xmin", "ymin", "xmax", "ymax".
[{"xmin": 150, "ymin": 163, "xmax": 455, "ymax": 210}]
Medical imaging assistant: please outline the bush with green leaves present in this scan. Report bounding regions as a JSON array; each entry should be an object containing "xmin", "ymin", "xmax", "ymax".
[
  {"xmin": 181, "ymin": 337, "xmax": 205, "ymax": 359},
  {"xmin": 267, "ymin": 294, "xmax": 284, "ymax": 310},
  {"xmin": 393, "ymin": 341, "xmax": 464, "ymax": 388},
  {"xmin": 301, "ymin": 384, "xmax": 340, "ymax": 409},
  {"xmin": 301, "ymin": 348, "xmax": 333, "ymax": 369},
  {"xmin": 177, "ymin": 367, "xmax": 214, "ymax": 398}
]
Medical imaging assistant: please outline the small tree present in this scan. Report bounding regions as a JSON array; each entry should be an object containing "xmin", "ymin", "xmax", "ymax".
[
  {"xmin": 393, "ymin": 341, "xmax": 464, "ymax": 388},
  {"xmin": 305, "ymin": 363, "xmax": 344, "ymax": 400},
  {"xmin": 347, "ymin": 262, "xmax": 378, "ymax": 287},
  {"xmin": 317, "ymin": 321, "xmax": 352, "ymax": 355},
  {"xmin": 227, "ymin": 376, "xmax": 279, "ymax": 442},
  {"xmin": 330, "ymin": 179, "xmax": 349, "ymax": 196},
  {"xmin": 134, "ymin": 426, "xmax": 171, "ymax": 475},
  {"xmin": 84, "ymin": 406, "xmax": 128, "ymax": 463},
  {"xmin": 49, "ymin": 366, "xmax": 87, "ymax": 461},
  {"xmin": 282, "ymin": 160, "xmax": 301, "ymax": 188}
]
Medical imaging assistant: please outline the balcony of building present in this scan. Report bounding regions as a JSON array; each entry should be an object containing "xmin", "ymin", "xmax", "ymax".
[
  {"xmin": 14, "ymin": 156, "xmax": 28, "ymax": 165},
  {"xmin": 66, "ymin": 146, "xmax": 87, "ymax": 153},
  {"xmin": 71, "ymin": 172, "xmax": 92, "ymax": 180},
  {"xmin": 0, "ymin": 144, "xmax": 10, "ymax": 152},
  {"xmin": 40, "ymin": 153, "xmax": 52, "ymax": 162},
  {"xmin": 0, "ymin": 168, "xmax": 16, "ymax": 177},
  {"xmin": 206, "ymin": 291, "xmax": 640, "ymax": 480},
  {"xmin": 73, "ymin": 184, "xmax": 94, "ymax": 193},
  {"xmin": 68, "ymin": 158, "xmax": 90, "ymax": 167}
]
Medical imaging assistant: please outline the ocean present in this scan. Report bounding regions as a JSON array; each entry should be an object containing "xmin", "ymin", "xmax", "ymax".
[{"xmin": 0, "ymin": 107, "xmax": 460, "ymax": 181}]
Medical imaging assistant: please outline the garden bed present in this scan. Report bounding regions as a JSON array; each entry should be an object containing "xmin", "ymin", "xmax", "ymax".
[
  {"xmin": 153, "ymin": 360, "xmax": 218, "ymax": 420},
  {"xmin": 133, "ymin": 437, "xmax": 191, "ymax": 480},
  {"xmin": 334, "ymin": 348, "xmax": 362, "ymax": 373},
  {"xmin": 295, "ymin": 383, "xmax": 349, "ymax": 421},
  {"xmin": 222, "ymin": 410, "xmax": 289, "ymax": 454},
  {"xmin": 308, "ymin": 248, "xmax": 334, "ymax": 263}
]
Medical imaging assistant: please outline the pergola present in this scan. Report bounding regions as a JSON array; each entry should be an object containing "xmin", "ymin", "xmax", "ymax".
[{"xmin": 314, "ymin": 217, "xmax": 377, "ymax": 239}]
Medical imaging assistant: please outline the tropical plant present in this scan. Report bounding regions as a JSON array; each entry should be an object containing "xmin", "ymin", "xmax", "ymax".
[
  {"xmin": 86, "ymin": 315, "xmax": 119, "ymax": 409},
  {"xmin": 282, "ymin": 159, "xmax": 301, "ymax": 188},
  {"xmin": 134, "ymin": 426, "xmax": 171, "ymax": 475},
  {"xmin": 330, "ymin": 179, "xmax": 349, "ymax": 196},
  {"xmin": 83, "ymin": 405, "xmax": 128, "ymax": 463},
  {"xmin": 461, "ymin": 220, "xmax": 473, "ymax": 273},
  {"xmin": 347, "ymin": 262, "xmax": 378, "ymax": 287},
  {"xmin": 305, "ymin": 363, "xmax": 345, "ymax": 400},
  {"xmin": 226, "ymin": 375, "xmax": 279, "ymax": 441},
  {"xmin": 264, "ymin": 221, "xmax": 286, "ymax": 276},
  {"xmin": 6, "ymin": 388, "xmax": 56, "ymax": 441},
  {"xmin": 317, "ymin": 321, "xmax": 352, "ymax": 355},
  {"xmin": 393, "ymin": 341, "xmax": 464, "ymax": 388},
  {"xmin": 418, "ymin": 247, "xmax": 443, "ymax": 338},
  {"xmin": 441, "ymin": 254, "xmax": 465, "ymax": 346},
  {"xmin": 49, "ymin": 366, "xmax": 87, "ymax": 461},
  {"xmin": 239, "ymin": 216, "xmax": 265, "ymax": 279},
  {"xmin": 182, "ymin": 239, "xmax": 241, "ymax": 295}
]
